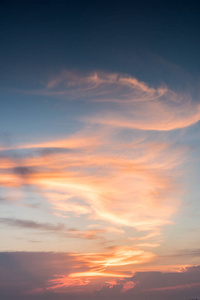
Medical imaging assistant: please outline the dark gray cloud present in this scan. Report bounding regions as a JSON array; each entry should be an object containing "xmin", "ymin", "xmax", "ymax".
[
  {"xmin": 0, "ymin": 217, "xmax": 66, "ymax": 231},
  {"xmin": 0, "ymin": 146, "xmax": 79, "ymax": 158},
  {"xmin": 36, "ymin": 147, "xmax": 78, "ymax": 156},
  {"xmin": 95, "ymin": 265, "xmax": 200, "ymax": 300},
  {"xmin": 1, "ymin": 252, "xmax": 200, "ymax": 300},
  {"xmin": 164, "ymin": 248, "xmax": 200, "ymax": 259},
  {"xmin": 12, "ymin": 166, "xmax": 36, "ymax": 176},
  {"xmin": 0, "ymin": 252, "xmax": 87, "ymax": 299},
  {"xmin": 0, "ymin": 217, "xmax": 104, "ymax": 240}
]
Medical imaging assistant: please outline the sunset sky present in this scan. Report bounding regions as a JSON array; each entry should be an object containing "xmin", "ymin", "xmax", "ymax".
[{"xmin": 1, "ymin": 0, "xmax": 200, "ymax": 299}]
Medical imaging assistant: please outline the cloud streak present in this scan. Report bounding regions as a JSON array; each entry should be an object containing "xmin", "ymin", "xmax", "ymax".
[
  {"xmin": 30, "ymin": 70, "xmax": 200, "ymax": 131},
  {"xmin": 0, "ymin": 217, "xmax": 105, "ymax": 240},
  {"xmin": 1, "ymin": 69, "xmax": 197, "ymax": 294},
  {"xmin": 0, "ymin": 129, "xmax": 185, "ymax": 278},
  {"xmin": 0, "ymin": 134, "xmax": 183, "ymax": 232}
]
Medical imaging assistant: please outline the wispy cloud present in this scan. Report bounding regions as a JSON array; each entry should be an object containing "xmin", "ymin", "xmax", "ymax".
[
  {"xmin": 1, "ymin": 70, "xmax": 197, "ymax": 291},
  {"xmin": 0, "ymin": 133, "xmax": 183, "ymax": 233},
  {"xmin": 43, "ymin": 70, "xmax": 163, "ymax": 102},
  {"xmin": 29, "ymin": 70, "xmax": 200, "ymax": 131},
  {"xmin": 0, "ymin": 217, "xmax": 105, "ymax": 240},
  {"xmin": 0, "ymin": 130, "xmax": 184, "ymax": 277}
]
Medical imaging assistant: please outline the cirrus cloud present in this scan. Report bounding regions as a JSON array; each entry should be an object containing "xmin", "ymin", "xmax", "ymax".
[{"xmin": 30, "ymin": 70, "xmax": 200, "ymax": 131}]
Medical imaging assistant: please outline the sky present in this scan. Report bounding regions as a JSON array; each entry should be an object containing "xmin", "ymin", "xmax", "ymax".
[{"xmin": 1, "ymin": 0, "xmax": 200, "ymax": 299}]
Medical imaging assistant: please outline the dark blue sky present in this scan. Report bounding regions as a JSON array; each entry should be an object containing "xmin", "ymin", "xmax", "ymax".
[{"xmin": 1, "ymin": 0, "xmax": 200, "ymax": 90}]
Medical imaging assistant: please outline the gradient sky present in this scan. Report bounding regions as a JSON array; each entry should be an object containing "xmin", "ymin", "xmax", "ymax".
[{"xmin": 1, "ymin": 0, "xmax": 200, "ymax": 299}]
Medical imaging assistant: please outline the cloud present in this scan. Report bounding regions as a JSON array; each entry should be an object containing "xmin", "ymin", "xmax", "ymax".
[
  {"xmin": 12, "ymin": 166, "xmax": 35, "ymax": 176},
  {"xmin": 86, "ymin": 99, "xmax": 200, "ymax": 131},
  {"xmin": 31, "ymin": 70, "xmax": 200, "ymax": 131},
  {"xmin": 69, "ymin": 246, "xmax": 154, "ymax": 278},
  {"xmin": 95, "ymin": 265, "xmax": 200, "ymax": 300},
  {"xmin": 0, "ymin": 135, "xmax": 183, "ymax": 233},
  {"xmin": 0, "ymin": 217, "xmax": 105, "ymax": 240},
  {"xmin": 0, "ymin": 127, "xmax": 185, "ymax": 262},
  {"xmin": 0, "ymin": 250, "xmax": 152, "ymax": 296},
  {"xmin": 1, "ymin": 70, "xmax": 194, "ymax": 287},
  {"xmin": 43, "ymin": 70, "xmax": 162, "ymax": 102},
  {"xmin": 1, "ymin": 252, "xmax": 200, "ymax": 300},
  {"xmin": 0, "ymin": 252, "xmax": 83, "ymax": 297}
]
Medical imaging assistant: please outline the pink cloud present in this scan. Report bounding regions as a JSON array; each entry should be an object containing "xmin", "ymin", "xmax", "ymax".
[{"xmin": 29, "ymin": 70, "xmax": 200, "ymax": 131}]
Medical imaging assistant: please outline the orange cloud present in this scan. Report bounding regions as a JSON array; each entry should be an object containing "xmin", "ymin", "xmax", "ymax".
[
  {"xmin": 0, "ymin": 76, "xmax": 189, "ymax": 278},
  {"xmin": 46, "ymin": 276, "xmax": 90, "ymax": 292},
  {"xmin": 67, "ymin": 246, "xmax": 155, "ymax": 281},
  {"xmin": 121, "ymin": 281, "xmax": 136, "ymax": 292},
  {"xmin": 0, "ymin": 130, "xmax": 183, "ymax": 240},
  {"xmin": 87, "ymin": 99, "xmax": 200, "ymax": 131}
]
